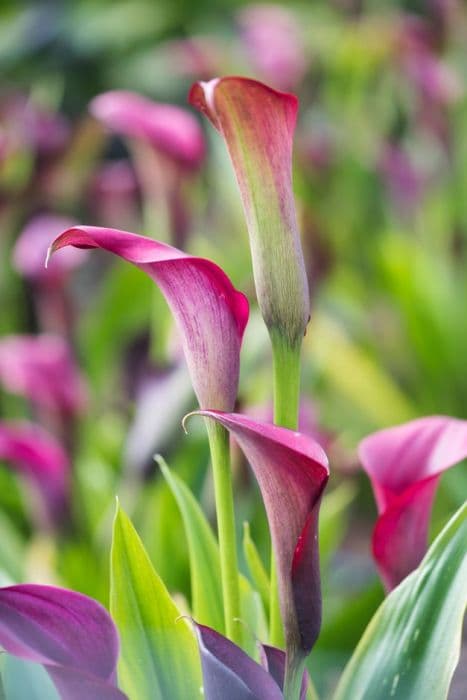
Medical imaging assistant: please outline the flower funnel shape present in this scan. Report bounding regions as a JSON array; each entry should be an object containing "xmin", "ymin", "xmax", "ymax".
[
  {"xmin": 191, "ymin": 411, "xmax": 329, "ymax": 658},
  {"xmin": 0, "ymin": 584, "xmax": 126, "ymax": 699},
  {"xmin": 359, "ymin": 415, "xmax": 467, "ymax": 590},
  {"xmin": 90, "ymin": 90, "xmax": 205, "ymax": 170},
  {"xmin": 189, "ymin": 76, "xmax": 310, "ymax": 348},
  {"xmin": 0, "ymin": 335, "xmax": 87, "ymax": 415},
  {"xmin": 0, "ymin": 421, "xmax": 69, "ymax": 522},
  {"xmin": 194, "ymin": 622, "xmax": 283, "ymax": 700},
  {"xmin": 48, "ymin": 226, "xmax": 249, "ymax": 411}
]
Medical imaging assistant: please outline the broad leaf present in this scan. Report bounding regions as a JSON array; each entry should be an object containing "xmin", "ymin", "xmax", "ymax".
[
  {"xmin": 333, "ymin": 502, "xmax": 467, "ymax": 700},
  {"xmin": 157, "ymin": 457, "xmax": 224, "ymax": 632},
  {"xmin": 110, "ymin": 504, "xmax": 201, "ymax": 700}
]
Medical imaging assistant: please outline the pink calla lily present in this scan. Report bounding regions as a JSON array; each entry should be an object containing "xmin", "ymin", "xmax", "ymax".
[
  {"xmin": 0, "ymin": 584, "xmax": 126, "ymax": 699},
  {"xmin": 189, "ymin": 76, "xmax": 309, "ymax": 348},
  {"xmin": 48, "ymin": 226, "xmax": 249, "ymax": 411},
  {"xmin": 0, "ymin": 334, "xmax": 87, "ymax": 415},
  {"xmin": 89, "ymin": 90, "xmax": 205, "ymax": 171},
  {"xmin": 12, "ymin": 214, "xmax": 87, "ymax": 284},
  {"xmin": 0, "ymin": 421, "xmax": 69, "ymax": 524},
  {"xmin": 190, "ymin": 411, "xmax": 329, "ymax": 660},
  {"xmin": 359, "ymin": 415, "xmax": 467, "ymax": 590}
]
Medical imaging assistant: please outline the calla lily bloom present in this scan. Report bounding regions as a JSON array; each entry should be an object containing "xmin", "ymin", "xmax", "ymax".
[
  {"xmin": 48, "ymin": 226, "xmax": 249, "ymax": 411},
  {"xmin": 189, "ymin": 77, "xmax": 310, "ymax": 350},
  {"xmin": 0, "ymin": 334, "xmax": 87, "ymax": 415},
  {"xmin": 12, "ymin": 213, "xmax": 87, "ymax": 285},
  {"xmin": 194, "ymin": 622, "xmax": 283, "ymax": 700},
  {"xmin": 0, "ymin": 421, "xmax": 69, "ymax": 525},
  {"xmin": 359, "ymin": 415, "xmax": 467, "ymax": 591},
  {"xmin": 0, "ymin": 584, "xmax": 126, "ymax": 699},
  {"xmin": 90, "ymin": 90, "xmax": 205, "ymax": 170},
  {"xmin": 190, "ymin": 411, "xmax": 329, "ymax": 664},
  {"xmin": 90, "ymin": 91, "xmax": 205, "ymax": 247}
]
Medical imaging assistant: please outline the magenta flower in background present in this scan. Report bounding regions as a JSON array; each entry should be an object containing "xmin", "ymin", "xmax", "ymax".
[
  {"xmin": 0, "ymin": 421, "xmax": 69, "ymax": 525},
  {"xmin": 192, "ymin": 411, "xmax": 329, "ymax": 663},
  {"xmin": 12, "ymin": 213, "xmax": 87, "ymax": 285},
  {"xmin": 0, "ymin": 334, "xmax": 87, "ymax": 416},
  {"xmin": 49, "ymin": 226, "xmax": 249, "ymax": 411},
  {"xmin": 237, "ymin": 5, "xmax": 307, "ymax": 91},
  {"xmin": 90, "ymin": 90, "xmax": 205, "ymax": 245},
  {"xmin": 90, "ymin": 90, "xmax": 205, "ymax": 170},
  {"xmin": 0, "ymin": 584, "xmax": 126, "ymax": 699},
  {"xmin": 359, "ymin": 415, "xmax": 467, "ymax": 591},
  {"xmin": 378, "ymin": 143, "xmax": 425, "ymax": 217}
]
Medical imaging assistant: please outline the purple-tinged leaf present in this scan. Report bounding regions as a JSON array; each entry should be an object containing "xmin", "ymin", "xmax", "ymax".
[
  {"xmin": 359, "ymin": 415, "xmax": 467, "ymax": 590},
  {"xmin": 0, "ymin": 421, "xmax": 69, "ymax": 523},
  {"xmin": 48, "ymin": 226, "xmax": 249, "ymax": 411},
  {"xmin": 0, "ymin": 334, "xmax": 87, "ymax": 415},
  {"xmin": 194, "ymin": 622, "xmax": 283, "ymax": 700},
  {"xmin": 90, "ymin": 90, "xmax": 205, "ymax": 170},
  {"xmin": 191, "ymin": 411, "xmax": 329, "ymax": 657},
  {"xmin": 0, "ymin": 584, "xmax": 126, "ymax": 699}
]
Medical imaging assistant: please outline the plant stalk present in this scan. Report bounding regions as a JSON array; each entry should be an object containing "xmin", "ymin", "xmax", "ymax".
[
  {"xmin": 269, "ymin": 334, "xmax": 302, "ymax": 649},
  {"xmin": 205, "ymin": 419, "xmax": 242, "ymax": 646}
]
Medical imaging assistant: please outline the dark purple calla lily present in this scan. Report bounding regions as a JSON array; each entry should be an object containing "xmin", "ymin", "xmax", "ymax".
[
  {"xmin": 0, "ymin": 335, "xmax": 87, "ymax": 416},
  {"xmin": 0, "ymin": 421, "xmax": 69, "ymax": 525},
  {"xmin": 194, "ymin": 622, "xmax": 283, "ymax": 700},
  {"xmin": 260, "ymin": 645, "xmax": 308, "ymax": 700},
  {"xmin": 0, "ymin": 584, "xmax": 126, "ymax": 699},
  {"xmin": 190, "ymin": 411, "xmax": 329, "ymax": 661},
  {"xmin": 359, "ymin": 415, "xmax": 467, "ymax": 590},
  {"xmin": 48, "ymin": 226, "xmax": 249, "ymax": 411}
]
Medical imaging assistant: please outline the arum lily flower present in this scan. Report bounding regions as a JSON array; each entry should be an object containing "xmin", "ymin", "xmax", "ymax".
[
  {"xmin": 0, "ymin": 583, "xmax": 126, "ymax": 699},
  {"xmin": 0, "ymin": 421, "xmax": 69, "ymax": 526},
  {"xmin": 89, "ymin": 90, "xmax": 205, "ymax": 245},
  {"xmin": 48, "ymin": 226, "xmax": 248, "ymax": 412},
  {"xmin": 237, "ymin": 5, "xmax": 306, "ymax": 91},
  {"xmin": 359, "ymin": 415, "xmax": 467, "ymax": 591},
  {"xmin": 194, "ymin": 622, "xmax": 283, "ymax": 700},
  {"xmin": 189, "ymin": 76, "xmax": 310, "ymax": 354},
  {"xmin": 0, "ymin": 334, "xmax": 87, "ymax": 416},
  {"xmin": 189, "ymin": 411, "xmax": 329, "ymax": 694},
  {"xmin": 13, "ymin": 213, "xmax": 86, "ymax": 285}
]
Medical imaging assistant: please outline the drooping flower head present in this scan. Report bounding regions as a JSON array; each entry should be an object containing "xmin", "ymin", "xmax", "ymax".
[{"xmin": 48, "ymin": 226, "xmax": 248, "ymax": 412}]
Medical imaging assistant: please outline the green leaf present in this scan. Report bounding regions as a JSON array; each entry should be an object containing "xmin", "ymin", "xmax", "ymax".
[
  {"xmin": 110, "ymin": 503, "xmax": 201, "ymax": 700},
  {"xmin": 333, "ymin": 502, "xmax": 467, "ymax": 700},
  {"xmin": 242, "ymin": 521, "xmax": 269, "ymax": 617},
  {"xmin": 319, "ymin": 482, "xmax": 356, "ymax": 565},
  {"xmin": 158, "ymin": 456, "xmax": 224, "ymax": 632}
]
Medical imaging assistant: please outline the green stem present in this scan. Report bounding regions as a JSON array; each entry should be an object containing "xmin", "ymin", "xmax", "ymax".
[
  {"xmin": 283, "ymin": 656, "xmax": 306, "ymax": 700},
  {"xmin": 205, "ymin": 419, "xmax": 242, "ymax": 646},
  {"xmin": 269, "ymin": 335, "xmax": 302, "ymax": 648}
]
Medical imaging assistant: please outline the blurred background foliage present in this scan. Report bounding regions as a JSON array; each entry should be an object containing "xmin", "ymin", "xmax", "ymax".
[{"xmin": 1, "ymin": 0, "xmax": 466, "ymax": 696}]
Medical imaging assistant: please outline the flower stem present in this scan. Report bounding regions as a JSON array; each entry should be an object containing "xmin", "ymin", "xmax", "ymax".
[
  {"xmin": 205, "ymin": 419, "xmax": 242, "ymax": 646},
  {"xmin": 269, "ymin": 334, "xmax": 301, "ymax": 648},
  {"xmin": 283, "ymin": 655, "xmax": 306, "ymax": 700}
]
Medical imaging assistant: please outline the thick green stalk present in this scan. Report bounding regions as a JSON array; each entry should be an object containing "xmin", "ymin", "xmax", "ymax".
[
  {"xmin": 269, "ymin": 334, "xmax": 301, "ymax": 649},
  {"xmin": 270, "ymin": 333, "xmax": 303, "ymax": 699},
  {"xmin": 205, "ymin": 419, "xmax": 242, "ymax": 646}
]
